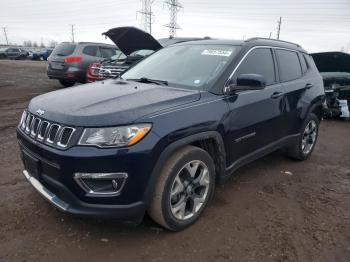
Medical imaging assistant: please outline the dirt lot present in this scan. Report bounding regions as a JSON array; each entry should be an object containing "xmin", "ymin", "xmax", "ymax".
[{"xmin": 0, "ymin": 60, "xmax": 349, "ymax": 262}]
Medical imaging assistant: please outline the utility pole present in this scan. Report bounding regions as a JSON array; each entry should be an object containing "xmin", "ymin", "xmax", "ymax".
[
  {"xmin": 137, "ymin": 0, "xmax": 154, "ymax": 34},
  {"xmin": 276, "ymin": 17, "xmax": 282, "ymax": 40},
  {"xmin": 2, "ymin": 27, "xmax": 9, "ymax": 45},
  {"xmin": 70, "ymin": 24, "xmax": 75, "ymax": 43},
  {"xmin": 164, "ymin": 0, "xmax": 183, "ymax": 37}
]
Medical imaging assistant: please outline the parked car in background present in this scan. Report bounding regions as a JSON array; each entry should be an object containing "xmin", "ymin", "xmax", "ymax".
[
  {"xmin": 4, "ymin": 47, "xmax": 28, "ymax": 59},
  {"xmin": 311, "ymin": 52, "xmax": 350, "ymax": 119},
  {"xmin": 86, "ymin": 27, "xmax": 210, "ymax": 82},
  {"xmin": 47, "ymin": 42, "xmax": 118, "ymax": 87},
  {"xmin": 31, "ymin": 48, "xmax": 54, "ymax": 61},
  {"xmin": 18, "ymin": 37, "xmax": 324, "ymax": 231},
  {"xmin": 0, "ymin": 47, "xmax": 9, "ymax": 59}
]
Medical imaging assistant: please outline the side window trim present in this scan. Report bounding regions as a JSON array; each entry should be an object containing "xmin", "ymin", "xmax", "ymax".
[{"xmin": 225, "ymin": 45, "xmax": 303, "ymax": 88}]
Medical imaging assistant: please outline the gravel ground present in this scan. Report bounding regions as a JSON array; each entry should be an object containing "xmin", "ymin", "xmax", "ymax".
[{"xmin": 0, "ymin": 60, "xmax": 349, "ymax": 262}]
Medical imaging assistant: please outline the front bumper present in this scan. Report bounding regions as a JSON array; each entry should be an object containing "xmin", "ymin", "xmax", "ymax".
[
  {"xmin": 22, "ymin": 169, "xmax": 145, "ymax": 222},
  {"xmin": 17, "ymin": 127, "xmax": 161, "ymax": 222}
]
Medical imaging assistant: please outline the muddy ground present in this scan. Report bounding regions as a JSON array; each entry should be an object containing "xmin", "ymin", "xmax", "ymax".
[{"xmin": 0, "ymin": 60, "xmax": 349, "ymax": 262}]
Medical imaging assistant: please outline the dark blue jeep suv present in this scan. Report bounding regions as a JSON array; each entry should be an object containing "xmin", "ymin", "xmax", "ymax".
[{"xmin": 17, "ymin": 37, "xmax": 324, "ymax": 231}]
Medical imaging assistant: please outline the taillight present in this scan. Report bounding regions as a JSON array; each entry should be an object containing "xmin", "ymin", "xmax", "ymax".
[
  {"xmin": 64, "ymin": 56, "xmax": 82, "ymax": 63},
  {"xmin": 89, "ymin": 63, "xmax": 101, "ymax": 76}
]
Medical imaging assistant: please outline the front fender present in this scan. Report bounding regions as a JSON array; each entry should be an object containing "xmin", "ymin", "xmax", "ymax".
[{"xmin": 143, "ymin": 131, "xmax": 225, "ymax": 206}]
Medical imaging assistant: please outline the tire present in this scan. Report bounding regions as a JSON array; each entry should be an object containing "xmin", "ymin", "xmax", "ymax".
[
  {"xmin": 286, "ymin": 113, "xmax": 319, "ymax": 161},
  {"xmin": 148, "ymin": 145, "xmax": 215, "ymax": 231},
  {"xmin": 59, "ymin": 79, "xmax": 75, "ymax": 87}
]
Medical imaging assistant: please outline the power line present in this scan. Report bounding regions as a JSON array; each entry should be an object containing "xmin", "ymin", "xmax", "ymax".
[
  {"xmin": 277, "ymin": 16, "xmax": 282, "ymax": 39},
  {"xmin": 70, "ymin": 24, "xmax": 75, "ymax": 42},
  {"xmin": 137, "ymin": 0, "xmax": 154, "ymax": 34},
  {"xmin": 2, "ymin": 27, "xmax": 9, "ymax": 45},
  {"xmin": 164, "ymin": 0, "xmax": 183, "ymax": 37}
]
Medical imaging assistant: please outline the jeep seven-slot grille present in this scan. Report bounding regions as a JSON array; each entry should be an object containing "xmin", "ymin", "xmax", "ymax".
[{"xmin": 19, "ymin": 111, "xmax": 75, "ymax": 149}]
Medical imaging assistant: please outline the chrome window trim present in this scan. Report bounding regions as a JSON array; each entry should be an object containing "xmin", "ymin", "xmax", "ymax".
[
  {"xmin": 224, "ymin": 45, "xmax": 304, "ymax": 92},
  {"xmin": 57, "ymin": 127, "xmax": 76, "ymax": 148}
]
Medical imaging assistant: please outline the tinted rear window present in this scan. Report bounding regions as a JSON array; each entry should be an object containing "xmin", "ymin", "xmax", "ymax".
[
  {"xmin": 276, "ymin": 49, "xmax": 302, "ymax": 82},
  {"xmin": 51, "ymin": 43, "xmax": 76, "ymax": 56}
]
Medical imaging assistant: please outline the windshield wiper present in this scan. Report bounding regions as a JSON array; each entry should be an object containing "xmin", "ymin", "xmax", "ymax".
[{"xmin": 127, "ymin": 77, "xmax": 168, "ymax": 86}]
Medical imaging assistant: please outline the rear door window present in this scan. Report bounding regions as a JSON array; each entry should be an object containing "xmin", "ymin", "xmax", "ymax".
[
  {"xmin": 82, "ymin": 46, "xmax": 99, "ymax": 57},
  {"xmin": 99, "ymin": 47, "xmax": 116, "ymax": 58},
  {"xmin": 51, "ymin": 43, "xmax": 76, "ymax": 56},
  {"xmin": 235, "ymin": 48, "xmax": 276, "ymax": 86},
  {"xmin": 276, "ymin": 49, "xmax": 302, "ymax": 82}
]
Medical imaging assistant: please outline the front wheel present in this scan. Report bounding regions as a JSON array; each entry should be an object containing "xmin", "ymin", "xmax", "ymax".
[
  {"xmin": 59, "ymin": 79, "xmax": 75, "ymax": 87},
  {"xmin": 286, "ymin": 113, "xmax": 320, "ymax": 160},
  {"xmin": 148, "ymin": 146, "xmax": 215, "ymax": 231}
]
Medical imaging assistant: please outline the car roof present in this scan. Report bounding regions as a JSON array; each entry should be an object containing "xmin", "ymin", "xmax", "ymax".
[
  {"xmin": 60, "ymin": 42, "xmax": 117, "ymax": 48},
  {"xmin": 171, "ymin": 38, "xmax": 307, "ymax": 53}
]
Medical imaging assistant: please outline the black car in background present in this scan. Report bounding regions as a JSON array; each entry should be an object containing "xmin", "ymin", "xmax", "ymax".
[
  {"xmin": 87, "ymin": 27, "xmax": 210, "ymax": 82},
  {"xmin": 47, "ymin": 42, "xmax": 118, "ymax": 87},
  {"xmin": 18, "ymin": 36, "xmax": 324, "ymax": 231},
  {"xmin": 0, "ymin": 47, "xmax": 9, "ymax": 59},
  {"xmin": 3, "ymin": 47, "xmax": 28, "ymax": 59},
  {"xmin": 30, "ymin": 48, "xmax": 54, "ymax": 61}
]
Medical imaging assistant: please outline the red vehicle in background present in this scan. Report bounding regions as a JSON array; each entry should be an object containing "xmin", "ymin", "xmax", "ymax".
[{"xmin": 86, "ymin": 62, "xmax": 102, "ymax": 82}]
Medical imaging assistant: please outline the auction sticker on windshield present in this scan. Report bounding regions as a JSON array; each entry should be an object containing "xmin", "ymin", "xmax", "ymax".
[{"xmin": 201, "ymin": 49, "xmax": 233, "ymax": 57}]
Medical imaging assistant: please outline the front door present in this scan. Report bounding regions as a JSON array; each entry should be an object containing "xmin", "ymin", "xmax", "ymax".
[{"xmin": 225, "ymin": 47, "xmax": 287, "ymax": 165}]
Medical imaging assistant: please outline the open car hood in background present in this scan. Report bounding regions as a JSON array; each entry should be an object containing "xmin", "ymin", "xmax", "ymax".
[
  {"xmin": 311, "ymin": 52, "xmax": 350, "ymax": 74},
  {"xmin": 103, "ymin": 26, "xmax": 163, "ymax": 55}
]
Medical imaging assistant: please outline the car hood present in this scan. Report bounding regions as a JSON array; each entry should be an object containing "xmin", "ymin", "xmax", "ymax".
[
  {"xmin": 28, "ymin": 80, "xmax": 200, "ymax": 126},
  {"xmin": 103, "ymin": 26, "xmax": 162, "ymax": 55},
  {"xmin": 311, "ymin": 52, "xmax": 350, "ymax": 73}
]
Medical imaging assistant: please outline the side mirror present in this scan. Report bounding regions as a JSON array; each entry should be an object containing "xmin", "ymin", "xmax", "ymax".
[{"xmin": 225, "ymin": 74, "xmax": 266, "ymax": 95}]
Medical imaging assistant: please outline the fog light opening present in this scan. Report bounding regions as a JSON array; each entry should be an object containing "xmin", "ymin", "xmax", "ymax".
[{"xmin": 74, "ymin": 173, "xmax": 128, "ymax": 197}]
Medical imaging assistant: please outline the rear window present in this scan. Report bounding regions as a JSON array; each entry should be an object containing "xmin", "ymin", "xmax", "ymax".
[
  {"xmin": 51, "ymin": 43, "xmax": 76, "ymax": 56},
  {"xmin": 276, "ymin": 49, "xmax": 302, "ymax": 82}
]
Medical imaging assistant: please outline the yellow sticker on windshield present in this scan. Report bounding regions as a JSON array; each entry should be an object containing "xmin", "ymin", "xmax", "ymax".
[{"xmin": 201, "ymin": 49, "xmax": 233, "ymax": 57}]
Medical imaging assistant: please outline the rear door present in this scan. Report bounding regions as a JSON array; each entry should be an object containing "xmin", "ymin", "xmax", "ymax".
[
  {"xmin": 225, "ymin": 47, "xmax": 287, "ymax": 163},
  {"xmin": 275, "ymin": 49, "xmax": 307, "ymax": 135}
]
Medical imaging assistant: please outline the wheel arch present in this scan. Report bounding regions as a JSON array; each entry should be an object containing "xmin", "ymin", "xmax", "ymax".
[{"xmin": 143, "ymin": 131, "xmax": 226, "ymax": 206}]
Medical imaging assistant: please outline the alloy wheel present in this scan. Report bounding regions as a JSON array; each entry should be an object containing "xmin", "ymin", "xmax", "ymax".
[
  {"xmin": 302, "ymin": 120, "xmax": 317, "ymax": 155},
  {"xmin": 169, "ymin": 160, "xmax": 210, "ymax": 220}
]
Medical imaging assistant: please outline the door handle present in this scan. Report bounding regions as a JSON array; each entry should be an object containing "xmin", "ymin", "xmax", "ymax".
[
  {"xmin": 270, "ymin": 92, "xmax": 284, "ymax": 99},
  {"xmin": 305, "ymin": 83, "xmax": 313, "ymax": 89}
]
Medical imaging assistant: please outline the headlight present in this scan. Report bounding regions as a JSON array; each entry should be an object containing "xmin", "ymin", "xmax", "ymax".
[{"xmin": 78, "ymin": 124, "xmax": 152, "ymax": 148}]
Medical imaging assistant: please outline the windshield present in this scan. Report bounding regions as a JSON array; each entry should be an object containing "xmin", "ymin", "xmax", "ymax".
[
  {"xmin": 109, "ymin": 50, "xmax": 126, "ymax": 61},
  {"xmin": 122, "ymin": 44, "xmax": 237, "ymax": 91},
  {"xmin": 130, "ymin": 49, "xmax": 154, "ymax": 57}
]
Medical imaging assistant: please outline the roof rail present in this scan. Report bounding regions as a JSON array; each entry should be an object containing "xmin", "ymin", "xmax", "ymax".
[{"xmin": 245, "ymin": 37, "xmax": 301, "ymax": 48}]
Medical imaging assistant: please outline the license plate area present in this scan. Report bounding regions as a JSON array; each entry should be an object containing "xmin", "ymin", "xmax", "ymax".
[
  {"xmin": 50, "ymin": 62, "xmax": 64, "ymax": 70},
  {"xmin": 22, "ymin": 151, "xmax": 41, "ymax": 180}
]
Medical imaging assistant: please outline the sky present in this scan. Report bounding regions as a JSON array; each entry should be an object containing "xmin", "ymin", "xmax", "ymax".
[{"xmin": 0, "ymin": 0, "xmax": 349, "ymax": 53}]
